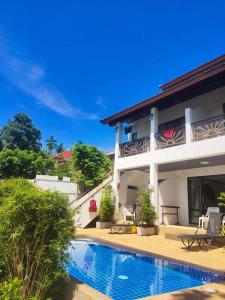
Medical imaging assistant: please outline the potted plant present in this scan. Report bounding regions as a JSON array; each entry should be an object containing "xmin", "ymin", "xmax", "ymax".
[
  {"xmin": 136, "ymin": 187, "xmax": 157, "ymax": 236},
  {"xmin": 96, "ymin": 185, "xmax": 115, "ymax": 229}
]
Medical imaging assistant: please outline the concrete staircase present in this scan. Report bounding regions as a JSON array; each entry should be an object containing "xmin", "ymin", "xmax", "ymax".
[{"xmin": 71, "ymin": 175, "xmax": 113, "ymax": 228}]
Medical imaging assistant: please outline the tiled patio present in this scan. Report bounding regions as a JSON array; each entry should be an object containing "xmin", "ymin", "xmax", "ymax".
[{"xmin": 75, "ymin": 226, "xmax": 225, "ymax": 300}]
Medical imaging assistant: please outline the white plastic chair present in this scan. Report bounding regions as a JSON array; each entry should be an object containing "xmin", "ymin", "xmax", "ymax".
[
  {"xmin": 123, "ymin": 205, "xmax": 135, "ymax": 221},
  {"xmin": 198, "ymin": 207, "xmax": 220, "ymax": 228},
  {"xmin": 222, "ymin": 216, "xmax": 225, "ymax": 227}
]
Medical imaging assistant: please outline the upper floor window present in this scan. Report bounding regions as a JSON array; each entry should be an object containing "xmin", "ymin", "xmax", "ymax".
[{"xmin": 131, "ymin": 132, "xmax": 137, "ymax": 140}]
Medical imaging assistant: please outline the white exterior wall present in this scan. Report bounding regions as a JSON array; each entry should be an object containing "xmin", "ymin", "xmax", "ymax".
[
  {"xmin": 158, "ymin": 164, "xmax": 225, "ymax": 225},
  {"xmin": 118, "ymin": 170, "xmax": 149, "ymax": 219},
  {"xmin": 135, "ymin": 117, "xmax": 150, "ymax": 138},
  {"xmin": 158, "ymin": 178, "xmax": 182, "ymax": 224}
]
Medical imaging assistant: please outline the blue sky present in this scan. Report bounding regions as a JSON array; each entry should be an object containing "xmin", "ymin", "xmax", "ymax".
[{"xmin": 0, "ymin": 0, "xmax": 225, "ymax": 152}]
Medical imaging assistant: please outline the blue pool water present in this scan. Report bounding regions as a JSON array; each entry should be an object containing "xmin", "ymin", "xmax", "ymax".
[{"xmin": 66, "ymin": 239, "xmax": 225, "ymax": 300}]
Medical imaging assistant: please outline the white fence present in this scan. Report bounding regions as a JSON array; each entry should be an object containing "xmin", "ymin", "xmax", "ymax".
[{"xmin": 32, "ymin": 175, "xmax": 78, "ymax": 203}]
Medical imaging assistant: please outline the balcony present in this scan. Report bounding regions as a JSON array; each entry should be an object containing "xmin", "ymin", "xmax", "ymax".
[
  {"xmin": 156, "ymin": 126, "xmax": 186, "ymax": 149},
  {"xmin": 120, "ymin": 136, "xmax": 150, "ymax": 157},
  {"xmin": 192, "ymin": 114, "xmax": 225, "ymax": 141},
  {"xmin": 118, "ymin": 113, "xmax": 225, "ymax": 159}
]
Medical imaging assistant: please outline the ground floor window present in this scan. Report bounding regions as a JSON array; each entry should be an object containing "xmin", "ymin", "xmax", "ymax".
[{"xmin": 188, "ymin": 175, "xmax": 225, "ymax": 224}]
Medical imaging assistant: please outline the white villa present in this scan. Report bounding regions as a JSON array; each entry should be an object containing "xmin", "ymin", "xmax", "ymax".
[{"xmin": 101, "ymin": 54, "xmax": 225, "ymax": 226}]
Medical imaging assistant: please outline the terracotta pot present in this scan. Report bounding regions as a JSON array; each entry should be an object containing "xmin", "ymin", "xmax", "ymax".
[
  {"xmin": 137, "ymin": 226, "xmax": 156, "ymax": 236},
  {"xmin": 96, "ymin": 221, "xmax": 112, "ymax": 229}
]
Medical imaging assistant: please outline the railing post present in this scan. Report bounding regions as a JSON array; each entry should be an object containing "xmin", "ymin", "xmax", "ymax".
[
  {"xmin": 185, "ymin": 107, "xmax": 193, "ymax": 143},
  {"xmin": 150, "ymin": 107, "xmax": 158, "ymax": 151}
]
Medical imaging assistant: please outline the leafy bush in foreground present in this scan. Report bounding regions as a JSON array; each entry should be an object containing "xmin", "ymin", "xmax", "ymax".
[{"xmin": 0, "ymin": 179, "xmax": 75, "ymax": 300}]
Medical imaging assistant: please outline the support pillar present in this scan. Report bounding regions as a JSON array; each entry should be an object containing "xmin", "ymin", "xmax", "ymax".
[
  {"xmin": 150, "ymin": 107, "xmax": 158, "ymax": 151},
  {"xmin": 149, "ymin": 162, "xmax": 159, "ymax": 224},
  {"xmin": 185, "ymin": 107, "xmax": 193, "ymax": 144},
  {"xmin": 113, "ymin": 122, "xmax": 122, "ymax": 210}
]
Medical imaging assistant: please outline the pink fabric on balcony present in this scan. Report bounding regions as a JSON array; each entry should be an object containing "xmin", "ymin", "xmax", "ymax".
[{"xmin": 163, "ymin": 129, "xmax": 174, "ymax": 138}]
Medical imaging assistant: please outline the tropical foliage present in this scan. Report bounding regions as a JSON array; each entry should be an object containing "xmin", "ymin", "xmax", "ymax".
[
  {"xmin": 56, "ymin": 143, "xmax": 65, "ymax": 154},
  {"xmin": 72, "ymin": 143, "xmax": 112, "ymax": 190},
  {"xmin": 0, "ymin": 148, "xmax": 54, "ymax": 179},
  {"xmin": 137, "ymin": 188, "xmax": 157, "ymax": 227},
  {"xmin": 0, "ymin": 113, "xmax": 41, "ymax": 152},
  {"xmin": 53, "ymin": 160, "xmax": 72, "ymax": 179},
  {"xmin": 0, "ymin": 179, "xmax": 75, "ymax": 300},
  {"xmin": 46, "ymin": 136, "xmax": 57, "ymax": 154},
  {"xmin": 218, "ymin": 192, "xmax": 225, "ymax": 207},
  {"xmin": 98, "ymin": 185, "xmax": 115, "ymax": 222}
]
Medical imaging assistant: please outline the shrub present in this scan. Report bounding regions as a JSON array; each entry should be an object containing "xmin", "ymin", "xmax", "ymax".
[
  {"xmin": 0, "ymin": 179, "xmax": 75, "ymax": 300},
  {"xmin": 0, "ymin": 278, "xmax": 24, "ymax": 300},
  {"xmin": 218, "ymin": 192, "xmax": 225, "ymax": 207},
  {"xmin": 98, "ymin": 185, "xmax": 115, "ymax": 222},
  {"xmin": 0, "ymin": 277, "xmax": 41, "ymax": 300},
  {"xmin": 137, "ymin": 188, "xmax": 157, "ymax": 227}
]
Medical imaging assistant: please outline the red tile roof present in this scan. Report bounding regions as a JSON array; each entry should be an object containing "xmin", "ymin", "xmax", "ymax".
[{"xmin": 53, "ymin": 151, "xmax": 72, "ymax": 161}]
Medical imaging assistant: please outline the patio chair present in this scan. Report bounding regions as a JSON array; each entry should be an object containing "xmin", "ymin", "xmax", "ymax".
[
  {"xmin": 198, "ymin": 207, "xmax": 220, "ymax": 228},
  {"xmin": 179, "ymin": 212, "xmax": 223, "ymax": 250},
  {"xmin": 123, "ymin": 205, "xmax": 136, "ymax": 221},
  {"xmin": 110, "ymin": 219, "xmax": 137, "ymax": 234}
]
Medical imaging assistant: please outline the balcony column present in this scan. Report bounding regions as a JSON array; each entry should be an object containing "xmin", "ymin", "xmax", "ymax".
[
  {"xmin": 185, "ymin": 107, "xmax": 193, "ymax": 144},
  {"xmin": 149, "ymin": 162, "xmax": 159, "ymax": 224},
  {"xmin": 150, "ymin": 107, "xmax": 158, "ymax": 151},
  {"xmin": 113, "ymin": 122, "xmax": 122, "ymax": 210}
]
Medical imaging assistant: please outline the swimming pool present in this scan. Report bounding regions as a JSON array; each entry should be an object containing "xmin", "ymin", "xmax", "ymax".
[{"xmin": 66, "ymin": 238, "xmax": 225, "ymax": 300}]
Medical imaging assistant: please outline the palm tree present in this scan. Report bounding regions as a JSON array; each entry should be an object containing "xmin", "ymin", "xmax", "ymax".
[
  {"xmin": 56, "ymin": 143, "xmax": 65, "ymax": 154},
  {"xmin": 46, "ymin": 136, "xmax": 57, "ymax": 153}
]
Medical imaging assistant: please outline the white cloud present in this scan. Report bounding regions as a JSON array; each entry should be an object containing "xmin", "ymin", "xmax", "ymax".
[
  {"xmin": 96, "ymin": 96, "xmax": 107, "ymax": 110},
  {"xmin": 0, "ymin": 36, "xmax": 98, "ymax": 120}
]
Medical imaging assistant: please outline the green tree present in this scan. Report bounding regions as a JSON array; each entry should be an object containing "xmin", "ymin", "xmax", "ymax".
[
  {"xmin": 72, "ymin": 143, "xmax": 112, "ymax": 190},
  {"xmin": 0, "ymin": 179, "xmax": 75, "ymax": 300},
  {"xmin": 0, "ymin": 113, "xmax": 41, "ymax": 152},
  {"xmin": 55, "ymin": 143, "xmax": 65, "ymax": 154},
  {"xmin": 0, "ymin": 135, "xmax": 3, "ymax": 152},
  {"xmin": 46, "ymin": 136, "xmax": 57, "ymax": 154},
  {"xmin": 98, "ymin": 185, "xmax": 115, "ymax": 222},
  {"xmin": 0, "ymin": 148, "xmax": 54, "ymax": 179}
]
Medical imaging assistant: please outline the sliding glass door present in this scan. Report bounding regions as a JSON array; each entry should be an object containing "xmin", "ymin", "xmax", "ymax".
[
  {"xmin": 188, "ymin": 177, "xmax": 203, "ymax": 224},
  {"xmin": 188, "ymin": 175, "xmax": 224, "ymax": 224}
]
